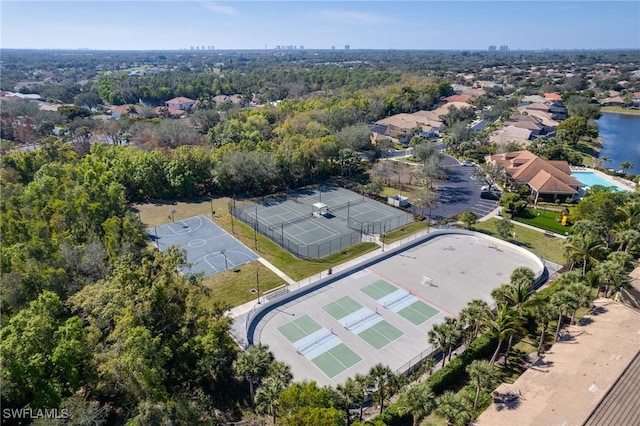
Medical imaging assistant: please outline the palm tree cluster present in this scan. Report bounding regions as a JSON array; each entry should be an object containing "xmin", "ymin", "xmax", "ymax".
[{"xmin": 234, "ymin": 346, "xmax": 406, "ymax": 426}]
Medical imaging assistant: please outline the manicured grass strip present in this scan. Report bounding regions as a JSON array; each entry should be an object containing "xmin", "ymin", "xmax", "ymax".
[
  {"xmin": 202, "ymin": 261, "xmax": 285, "ymax": 307},
  {"xmin": 382, "ymin": 221, "xmax": 429, "ymax": 244},
  {"xmin": 472, "ymin": 218, "xmax": 567, "ymax": 265},
  {"xmin": 511, "ymin": 207, "xmax": 573, "ymax": 235}
]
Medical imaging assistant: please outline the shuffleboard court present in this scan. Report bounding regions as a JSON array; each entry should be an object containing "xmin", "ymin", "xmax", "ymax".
[{"xmin": 148, "ymin": 215, "xmax": 258, "ymax": 277}]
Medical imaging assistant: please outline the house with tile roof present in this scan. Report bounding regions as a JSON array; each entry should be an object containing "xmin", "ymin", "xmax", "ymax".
[
  {"xmin": 164, "ymin": 96, "xmax": 196, "ymax": 111},
  {"xmin": 486, "ymin": 150, "xmax": 582, "ymax": 202}
]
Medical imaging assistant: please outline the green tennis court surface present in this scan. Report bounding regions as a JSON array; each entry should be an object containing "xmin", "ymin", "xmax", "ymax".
[
  {"xmin": 278, "ymin": 314, "xmax": 363, "ymax": 379},
  {"xmin": 398, "ymin": 301, "xmax": 439, "ymax": 325},
  {"xmin": 278, "ymin": 315, "xmax": 322, "ymax": 342},
  {"xmin": 311, "ymin": 343, "xmax": 362, "ymax": 378},
  {"xmin": 358, "ymin": 320, "xmax": 404, "ymax": 350},
  {"xmin": 361, "ymin": 279, "xmax": 397, "ymax": 300},
  {"xmin": 323, "ymin": 296, "xmax": 363, "ymax": 320}
]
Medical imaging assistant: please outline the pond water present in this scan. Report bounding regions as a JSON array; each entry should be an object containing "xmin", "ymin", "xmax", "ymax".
[{"xmin": 596, "ymin": 112, "xmax": 640, "ymax": 175}]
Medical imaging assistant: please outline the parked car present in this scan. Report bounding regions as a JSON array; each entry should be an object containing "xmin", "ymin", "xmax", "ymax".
[
  {"xmin": 461, "ymin": 160, "xmax": 474, "ymax": 166},
  {"xmin": 480, "ymin": 191, "xmax": 501, "ymax": 200},
  {"xmin": 481, "ymin": 184, "xmax": 500, "ymax": 191}
]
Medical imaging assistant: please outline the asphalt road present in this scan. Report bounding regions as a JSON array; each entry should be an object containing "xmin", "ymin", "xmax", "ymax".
[{"xmin": 417, "ymin": 154, "xmax": 500, "ymax": 223}]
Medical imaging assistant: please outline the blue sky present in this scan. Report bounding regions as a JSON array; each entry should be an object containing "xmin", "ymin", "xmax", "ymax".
[{"xmin": 1, "ymin": 1, "xmax": 639, "ymax": 50}]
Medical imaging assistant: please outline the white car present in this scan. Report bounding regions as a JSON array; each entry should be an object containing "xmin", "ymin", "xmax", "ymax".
[
  {"xmin": 461, "ymin": 160, "xmax": 474, "ymax": 166},
  {"xmin": 481, "ymin": 184, "xmax": 500, "ymax": 191}
]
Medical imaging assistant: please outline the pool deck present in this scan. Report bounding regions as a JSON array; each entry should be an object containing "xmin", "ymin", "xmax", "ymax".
[{"xmin": 570, "ymin": 167, "xmax": 637, "ymax": 192}]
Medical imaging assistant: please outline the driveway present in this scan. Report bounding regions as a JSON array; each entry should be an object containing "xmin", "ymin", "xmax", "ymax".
[{"xmin": 415, "ymin": 154, "xmax": 500, "ymax": 223}]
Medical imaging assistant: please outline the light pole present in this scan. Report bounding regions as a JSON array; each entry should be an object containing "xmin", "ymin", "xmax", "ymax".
[
  {"xmin": 256, "ymin": 268, "xmax": 261, "ymax": 304},
  {"xmin": 220, "ymin": 249, "xmax": 228, "ymax": 270}
]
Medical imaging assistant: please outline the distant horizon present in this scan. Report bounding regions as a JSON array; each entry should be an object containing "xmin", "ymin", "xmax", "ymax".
[
  {"xmin": 1, "ymin": 47, "xmax": 639, "ymax": 53},
  {"xmin": 1, "ymin": 1, "xmax": 638, "ymax": 51}
]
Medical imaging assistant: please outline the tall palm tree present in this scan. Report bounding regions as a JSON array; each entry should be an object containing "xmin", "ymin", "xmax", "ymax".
[
  {"xmin": 335, "ymin": 378, "xmax": 360, "ymax": 426},
  {"xmin": 533, "ymin": 301, "xmax": 556, "ymax": 356},
  {"xmin": 616, "ymin": 201, "xmax": 640, "ymax": 231},
  {"xmin": 232, "ymin": 344, "xmax": 274, "ymax": 404},
  {"xmin": 466, "ymin": 360, "xmax": 496, "ymax": 416},
  {"xmin": 254, "ymin": 376, "xmax": 284, "ymax": 424},
  {"xmin": 595, "ymin": 260, "xmax": 630, "ymax": 297},
  {"xmin": 435, "ymin": 391, "xmax": 471, "ymax": 426},
  {"xmin": 567, "ymin": 282, "xmax": 592, "ymax": 324},
  {"xmin": 428, "ymin": 317, "xmax": 460, "ymax": 367},
  {"xmin": 267, "ymin": 360, "xmax": 293, "ymax": 386},
  {"xmin": 615, "ymin": 228, "xmax": 640, "ymax": 252},
  {"xmin": 368, "ymin": 363, "xmax": 402, "ymax": 415},
  {"xmin": 550, "ymin": 290, "xmax": 578, "ymax": 342},
  {"xmin": 396, "ymin": 382, "xmax": 436, "ymax": 426},
  {"xmin": 564, "ymin": 235, "xmax": 604, "ymax": 275},
  {"xmin": 483, "ymin": 305, "xmax": 519, "ymax": 364},
  {"xmin": 458, "ymin": 299, "xmax": 490, "ymax": 345},
  {"xmin": 619, "ymin": 161, "xmax": 633, "ymax": 174},
  {"xmin": 353, "ymin": 373, "xmax": 370, "ymax": 422}
]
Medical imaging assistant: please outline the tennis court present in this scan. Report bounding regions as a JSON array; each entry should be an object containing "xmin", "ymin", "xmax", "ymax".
[
  {"xmin": 278, "ymin": 315, "xmax": 362, "ymax": 378},
  {"xmin": 323, "ymin": 297, "xmax": 405, "ymax": 350},
  {"xmin": 231, "ymin": 186, "xmax": 413, "ymax": 258},
  {"xmin": 247, "ymin": 230, "xmax": 545, "ymax": 386},
  {"xmin": 362, "ymin": 280, "xmax": 440, "ymax": 325},
  {"xmin": 149, "ymin": 215, "xmax": 258, "ymax": 277}
]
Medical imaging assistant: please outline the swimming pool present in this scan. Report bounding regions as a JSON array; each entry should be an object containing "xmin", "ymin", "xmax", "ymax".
[{"xmin": 572, "ymin": 171, "xmax": 624, "ymax": 191}]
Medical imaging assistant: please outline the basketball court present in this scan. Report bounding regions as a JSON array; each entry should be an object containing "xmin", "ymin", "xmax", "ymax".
[{"xmin": 149, "ymin": 215, "xmax": 258, "ymax": 277}]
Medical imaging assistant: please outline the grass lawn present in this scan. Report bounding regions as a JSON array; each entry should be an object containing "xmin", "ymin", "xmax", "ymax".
[
  {"xmin": 601, "ymin": 106, "xmax": 640, "ymax": 116},
  {"xmin": 381, "ymin": 221, "xmax": 428, "ymax": 244},
  {"xmin": 472, "ymin": 218, "xmax": 567, "ymax": 265},
  {"xmin": 201, "ymin": 261, "xmax": 286, "ymax": 307},
  {"xmin": 511, "ymin": 207, "xmax": 573, "ymax": 236},
  {"xmin": 132, "ymin": 196, "xmax": 380, "ymax": 284}
]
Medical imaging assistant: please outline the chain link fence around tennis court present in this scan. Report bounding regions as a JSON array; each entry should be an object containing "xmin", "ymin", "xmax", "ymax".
[
  {"xmin": 229, "ymin": 197, "xmax": 413, "ymax": 259},
  {"xmin": 229, "ymin": 201, "xmax": 361, "ymax": 259}
]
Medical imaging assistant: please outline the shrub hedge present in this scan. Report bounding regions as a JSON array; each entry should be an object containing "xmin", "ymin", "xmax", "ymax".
[{"xmin": 426, "ymin": 333, "xmax": 497, "ymax": 395}]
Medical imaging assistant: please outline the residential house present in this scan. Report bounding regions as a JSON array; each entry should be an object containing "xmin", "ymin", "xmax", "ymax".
[
  {"xmin": 486, "ymin": 150, "xmax": 582, "ymax": 202},
  {"xmin": 164, "ymin": 96, "xmax": 196, "ymax": 111},
  {"xmin": 110, "ymin": 104, "xmax": 143, "ymax": 119},
  {"xmin": 374, "ymin": 111, "xmax": 444, "ymax": 142},
  {"xmin": 602, "ymin": 95, "xmax": 625, "ymax": 106},
  {"xmin": 505, "ymin": 115, "xmax": 547, "ymax": 137},
  {"xmin": 489, "ymin": 126, "xmax": 533, "ymax": 147}
]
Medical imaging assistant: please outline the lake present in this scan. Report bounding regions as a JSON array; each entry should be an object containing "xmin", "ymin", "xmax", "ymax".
[{"xmin": 596, "ymin": 112, "xmax": 640, "ymax": 175}]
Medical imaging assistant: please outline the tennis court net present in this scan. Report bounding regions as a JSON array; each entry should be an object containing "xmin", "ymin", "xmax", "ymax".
[
  {"xmin": 383, "ymin": 292, "xmax": 413, "ymax": 309},
  {"xmin": 344, "ymin": 311, "xmax": 379, "ymax": 331},
  {"xmin": 296, "ymin": 330, "xmax": 334, "ymax": 356},
  {"xmin": 268, "ymin": 214, "xmax": 310, "ymax": 231}
]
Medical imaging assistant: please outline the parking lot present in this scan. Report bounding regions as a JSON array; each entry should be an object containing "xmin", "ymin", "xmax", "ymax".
[{"xmin": 418, "ymin": 154, "xmax": 500, "ymax": 222}]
